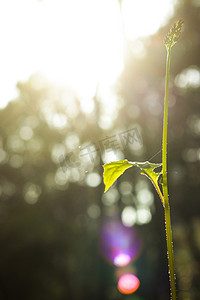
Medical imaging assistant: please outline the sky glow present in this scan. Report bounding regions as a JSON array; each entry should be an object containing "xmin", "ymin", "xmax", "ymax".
[{"xmin": 0, "ymin": 0, "xmax": 175, "ymax": 109}]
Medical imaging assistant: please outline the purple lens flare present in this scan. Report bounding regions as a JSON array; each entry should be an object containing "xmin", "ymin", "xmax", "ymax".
[{"xmin": 100, "ymin": 217, "xmax": 142, "ymax": 266}]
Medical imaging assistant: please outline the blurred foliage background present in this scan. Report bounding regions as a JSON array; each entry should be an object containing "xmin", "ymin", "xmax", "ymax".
[{"xmin": 0, "ymin": 0, "xmax": 200, "ymax": 299}]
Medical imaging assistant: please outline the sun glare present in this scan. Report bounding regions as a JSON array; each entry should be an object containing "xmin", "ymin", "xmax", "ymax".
[
  {"xmin": 122, "ymin": 0, "xmax": 176, "ymax": 40},
  {"xmin": 0, "ymin": 0, "xmax": 175, "ymax": 109}
]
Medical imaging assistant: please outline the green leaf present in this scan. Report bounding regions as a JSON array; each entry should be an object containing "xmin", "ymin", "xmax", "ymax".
[
  {"xmin": 131, "ymin": 161, "xmax": 164, "ymax": 205},
  {"xmin": 131, "ymin": 161, "xmax": 162, "ymax": 187},
  {"xmin": 103, "ymin": 160, "xmax": 133, "ymax": 192},
  {"xmin": 103, "ymin": 160, "xmax": 163, "ymax": 203}
]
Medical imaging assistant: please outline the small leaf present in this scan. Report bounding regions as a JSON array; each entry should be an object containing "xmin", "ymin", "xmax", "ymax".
[
  {"xmin": 131, "ymin": 161, "xmax": 162, "ymax": 186},
  {"xmin": 103, "ymin": 160, "xmax": 163, "ymax": 205},
  {"xmin": 103, "ymin": 160, "xmax": 133, "ymax": 192},
  {"xmin": 131, "ymin": 161, "xmax": 164, "ymax": 205}
]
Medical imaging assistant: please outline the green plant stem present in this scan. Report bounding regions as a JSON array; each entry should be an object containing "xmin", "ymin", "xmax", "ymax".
[
  {"xmin": 154, "ymin": 182, "xmax": 165, "ymax": 206},
  {"xmin": 162, "ymin": 47, "xmax": 177, "ymax": 300}
]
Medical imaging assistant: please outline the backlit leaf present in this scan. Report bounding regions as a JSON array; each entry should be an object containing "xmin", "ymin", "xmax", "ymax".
[
  {"xmin": 131, "ymin": 161, "xmax": 162, "ymax": 189},
  {"xmin": 103, "ymin": 160, "xmax": 133, "ymax": 192},
  {"xmin": 103, "ymin": 160, "xmax": 163, "ymax": 204}
]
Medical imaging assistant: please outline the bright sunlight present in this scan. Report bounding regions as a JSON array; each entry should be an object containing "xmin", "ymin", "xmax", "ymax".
[
  {"xmin": 0, "ymin": 0, "xmax": 175, "ymax": 109},
  {"xmin": 121, "ymin": 0, "xmax": 175, "ymax": 40}
]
